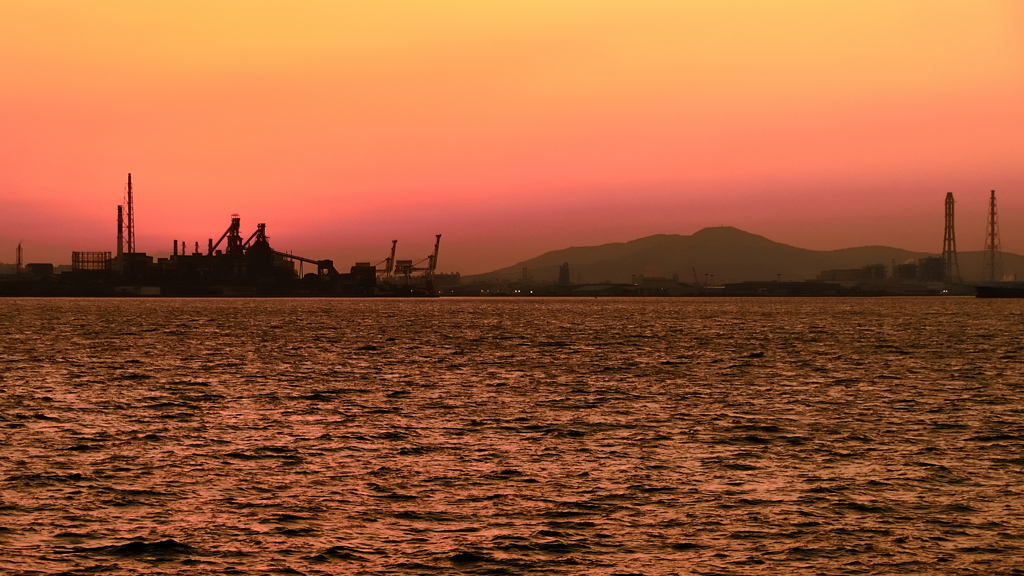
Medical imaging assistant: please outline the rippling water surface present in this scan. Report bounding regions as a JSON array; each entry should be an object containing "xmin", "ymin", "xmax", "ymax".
[{"xmin": 2, "ymin": 297, "xmax": 1023, "ymax": 575}]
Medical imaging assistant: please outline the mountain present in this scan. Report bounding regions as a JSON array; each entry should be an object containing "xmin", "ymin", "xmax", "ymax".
[{"xmin": 464, "ymin": 227, "xmax": 1023, "ymax": 284}]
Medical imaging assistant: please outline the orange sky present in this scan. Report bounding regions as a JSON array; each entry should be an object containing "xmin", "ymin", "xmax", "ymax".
[{"xmin": 2, "ymin": 1, "xmax": 1023, "ymax": 273}]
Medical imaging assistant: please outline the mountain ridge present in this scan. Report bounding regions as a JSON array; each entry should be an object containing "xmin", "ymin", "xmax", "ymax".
[{"xmin": 464, "ymin": 226, "xmax": 1021, "ymax": 284}]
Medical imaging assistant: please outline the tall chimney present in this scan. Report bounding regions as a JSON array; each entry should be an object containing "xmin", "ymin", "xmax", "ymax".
[{"xmin": 117, "ymin": 205, "xmax": 124, "ymax": 258}]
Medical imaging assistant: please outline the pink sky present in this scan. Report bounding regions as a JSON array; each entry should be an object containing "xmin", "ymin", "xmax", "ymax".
[{"xmin": 2, "ymin": 1, "xmax": 1023, "ymax": 273}]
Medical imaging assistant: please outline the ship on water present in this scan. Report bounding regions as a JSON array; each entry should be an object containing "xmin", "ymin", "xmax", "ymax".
[
  {"xmin": 975, "ymin": 284, "xmax": 1024, "ymax": 298},
  {"xmin": 0, "ymin": 175, "xmax": 441, "ymax": 297}
]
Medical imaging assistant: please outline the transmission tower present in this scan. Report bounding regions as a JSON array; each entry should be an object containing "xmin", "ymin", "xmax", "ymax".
[
  {"xmin": 942, "ymin": 192, "xmax": 961, "ymax": 284},
  {"xmin": 123, "ymin": 173, "xmax": 135, "ymax": 254},
  {"xmin": 983, "ymin": 189, "xmax": 1001, "ymax": 282}
]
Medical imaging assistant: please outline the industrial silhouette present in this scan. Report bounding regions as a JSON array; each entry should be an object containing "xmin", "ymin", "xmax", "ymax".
[
  {"xmin": 2, "ymin": 179, "xmax": 1020, "ymax": 297},
  {"xmin": 983, "ymin": 190, "xmax": 1001, "ymax": 282},
  {"xmin": 10, "ymin": 174, "xmax": 442, "ymax": 296},
  {"xmin": 942, "ymin": 192, "xmax": 960, "ymax": 285}
]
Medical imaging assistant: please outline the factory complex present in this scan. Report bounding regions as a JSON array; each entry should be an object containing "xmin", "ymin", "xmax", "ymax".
[
  {"xmin": 1, "ymin": 176, "xmax": 1019, "ymax": 298},
  {"xmin": 1, "ymin": 175, "xmax": 441, "ymax": 297}
]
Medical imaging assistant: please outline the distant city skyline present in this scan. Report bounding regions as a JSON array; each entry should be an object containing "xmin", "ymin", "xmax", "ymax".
[{"xmin": 2, "ymin": 1, "xmax": 1023, "ymax": 274}]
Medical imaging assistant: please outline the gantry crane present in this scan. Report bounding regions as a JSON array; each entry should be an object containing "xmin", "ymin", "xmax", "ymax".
[
  {"xmin": 375, "ymin": 240, "xmax": 397, "ymax": 283},
  {"xmin": 391, "ymin": 235, "xmax": 440, "ymax": 287}
]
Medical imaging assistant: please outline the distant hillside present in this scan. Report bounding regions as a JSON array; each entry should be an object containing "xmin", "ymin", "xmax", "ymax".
[{"xmin": 464, "ymin": 227, "xmax": 1024, "ymax": 284}]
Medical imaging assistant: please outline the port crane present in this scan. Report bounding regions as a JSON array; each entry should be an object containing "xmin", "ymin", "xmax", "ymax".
[
  {"xmin": 374, "ymin": 240, "xmax": 397, "ymax": 283},
  {"xmin": 203, "ymin": 215, "xmax": 433, "ymax": 283},
  {"xmin": 394, "ymin": 234, "xmax": 441, "ymax": 287}
]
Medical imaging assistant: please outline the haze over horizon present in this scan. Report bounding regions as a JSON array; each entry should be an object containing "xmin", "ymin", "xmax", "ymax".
[{"xmin": 2, "ymin": 1, "xmax": 1023, "ymax": 275}]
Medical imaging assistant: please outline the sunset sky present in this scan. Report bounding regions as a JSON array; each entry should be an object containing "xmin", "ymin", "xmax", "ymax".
[{"xmin": 2, "ymin": 1, "xmax": 1023, "ymax": 273}]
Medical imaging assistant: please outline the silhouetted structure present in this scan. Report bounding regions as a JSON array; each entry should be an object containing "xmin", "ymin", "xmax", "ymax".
[
  {"xmin": 631, "ymin": 274, "xmax": 690, "ymax": 295},
  {"xmin": 123, "ymin": 174, "xmax": 135, "ymax": 255},
  {"xmin": 893, "ymin": 261, "xmax": 918, "ymax": 280},
  {"xmin": 375, "ymin": 240, "xmax": 398, "ymax": 285},
  {"xmin": 0, "ymin": 174, "xmax": 442, "ymax": 297},
  {"xmin": 817, "ymin": 263, "xmax": 886, "ymax": 282},
  {"xmin": 72, "ymin": 252, "xmax": 112, "ymax": 272},
  {"xmin": 117, "ymin": 205, "xmax": 124, "ymax": 259},
  {"xmin": 558, "ymin": 262, "xmax": 570, "ymax": 285},
  {"xmin": 942, "ymin": 192, "xmax": 961, "ymax": 284},
  {"xmin": 984, "ymin": 189, "xmax": 1001, "ymax": 282},
  {"xmin": 918, "ymin": 256, "xmax": 944, "ymax": 282},
  {"xmin": 25, "ymin": 263, "xmax": 53, "ymax": 277},
  {"xmin": 433, "ymin": 272, "xmax": 461, "ymax": 293},
  {"xmin": 391, "ymin": 235, "xmax": 441, "ymax": 293}
]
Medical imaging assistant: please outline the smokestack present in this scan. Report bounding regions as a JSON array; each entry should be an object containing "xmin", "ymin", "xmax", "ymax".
[
  {"xmin": 117, "ymin": 205, "xmax": 124, "ymax": 258},
  {"xmin": 174, "ymin": 240, "xmax": 178, "ymax": 257}
]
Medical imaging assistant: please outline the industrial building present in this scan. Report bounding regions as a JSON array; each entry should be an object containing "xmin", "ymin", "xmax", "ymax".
[{"xmin": 0, "ymin": 174, "xmax": 442, "ymax": 297}]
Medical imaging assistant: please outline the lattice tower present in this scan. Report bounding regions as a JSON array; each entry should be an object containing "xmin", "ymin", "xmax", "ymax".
[
  {"xmin": 123, "ymin": 173, "xmax": 135, "ymax": 254},
  {"xmin": 983, "ymin": 190, "xmax": 1001, "ymax": 282},
  {"xmin": 942, "ymin": 192, "xmax": 961, "ymax": 284}
]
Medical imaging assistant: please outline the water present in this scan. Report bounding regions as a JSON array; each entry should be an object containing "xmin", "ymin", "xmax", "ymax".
[{"xmin": 1, "ymin": 297, "xmax": 1023, "ymax": 575}]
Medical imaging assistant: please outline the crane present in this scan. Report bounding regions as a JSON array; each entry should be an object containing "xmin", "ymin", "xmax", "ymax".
[
  {"xmin": 393, "ymin": 235, "xmax": 441, "ymax": 288},
  {"xmin": 375, "ymin": 240, "xmax": 397, "ymax": 283},
  {"xmin": 429, "ymin": 234, "xmax": 441, "ymax": 277}
]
